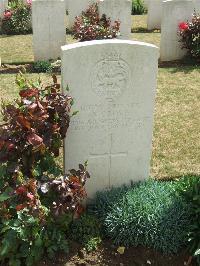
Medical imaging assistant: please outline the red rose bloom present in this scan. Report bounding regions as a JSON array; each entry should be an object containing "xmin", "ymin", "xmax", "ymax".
[
  {"xmin": 4, "ymin": 11, "xmax": 12, "ymax": 19},
  {"xmin": 179, "ymin": 22, "xmax": 189, "ymax": 31}
]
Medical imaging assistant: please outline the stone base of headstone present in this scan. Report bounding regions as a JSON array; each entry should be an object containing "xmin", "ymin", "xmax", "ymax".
[
  {"xmin": 160, "ymin": 0, "xmax": 195, "ymax": 61},
  {"xmin": 32, "ymin": 0, "xmax": 66, "ymax": 61}
]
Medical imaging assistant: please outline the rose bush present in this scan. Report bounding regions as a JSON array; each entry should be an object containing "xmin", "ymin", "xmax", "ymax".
[
  {"xmin": 179, "ymin": 12, "xmax": 200, "ymax": 61},
  {"xmin": 72, "ymin": 3, "xmax": 120, "ymax": 41},
  {"xmin": 1, "ymin": 0, "xmax": 32, "ymax": 35}
]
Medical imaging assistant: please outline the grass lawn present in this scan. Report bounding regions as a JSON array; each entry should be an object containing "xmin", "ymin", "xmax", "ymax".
[{"xmin": 0, "ymin": 65, "xmax": 199, "ymax": 179}]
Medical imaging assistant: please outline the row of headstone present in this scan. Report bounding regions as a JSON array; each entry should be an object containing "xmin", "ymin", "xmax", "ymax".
[
  {"xmin": 147, "ymin": 0, "xmax": 200, "ymax": 30},
  {"xmin": 160, "ymin": 0, "xmax": 200, "ymax": 61},
  {"xmin": 61, "ymin": 39, "xmax": 159, "ymax": 199},
  {"xmin": 32, "ymin": 0, "xmax": 132, "ymax": 60}
]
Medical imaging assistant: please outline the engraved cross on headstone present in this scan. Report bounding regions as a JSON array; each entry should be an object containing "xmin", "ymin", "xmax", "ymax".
[{"xmin": 90, "ymin": 134, "xmax": 127, "ymax": 187}]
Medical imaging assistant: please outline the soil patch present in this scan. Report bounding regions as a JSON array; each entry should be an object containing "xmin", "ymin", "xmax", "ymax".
[{"xmin": 38, "ymin": 240, "xmax": 197, "ymax": 266}]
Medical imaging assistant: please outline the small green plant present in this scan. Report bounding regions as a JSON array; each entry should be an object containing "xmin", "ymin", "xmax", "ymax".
[
  {"xmin": 132, "ymin": 0, "xmax": 146, "ymax": 15},
  {"xmin": 70, "ymin": 214, "xmax": 102, "ymax": 252},
  {"xmin": 1, "ymin": 0, "xmax": 32, "ymax": 35},
  {"xmin": 33, "ymin": 61, "xmax": 53, "ymax": 73},
  {"xmin": 91, "ymin": 180, "xmax": 191, "ymax": 254},
  {"xmin": 72, "ymin": 3, "xmax": 120, "ymax": 41},
  {"xmin": 176, "ymin": 176, "xmax": 200, "ymax": 265}
]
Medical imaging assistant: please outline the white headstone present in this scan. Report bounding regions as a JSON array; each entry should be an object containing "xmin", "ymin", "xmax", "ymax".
[
  {"xmin": 160, "ymin": 0, "xmax": 195, "ymax": 61},
  {"xmin": 99, "ymin": 0, "xmax": 132, "ymax": 39},
  {"xmin": 147, "ymin": 0, "xmax": 162, "ymax": 30},
  {"xmin": 67, "ymin": 0, "xmax": 96, "ymax": 29},
  {"xmin": 65, "ymin": 0, "xmax": 69, "ymax": 10},
  {"xmin": 61, "ymin": 39, "xmax": 159, "ymax": 199},
  {"xmin": 32, "ymin": 0, "xmax": 66, "ymax": 61},
  {"xmin": 0, "ymin": 0, "xmax": 8, "ymax": 20}
]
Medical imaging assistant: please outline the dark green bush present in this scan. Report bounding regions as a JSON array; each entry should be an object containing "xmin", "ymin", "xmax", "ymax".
[
  {"xmin": 70, "ymin": 214, "xmax": 101, "ymax": 252},
  {"xmin": 90, "ymin": 180, "xmax": 191, "ymax": 254},
  {"xmin": 132, "ymin": 0, "xmax": 146, "ymax": 15},
  {"xmin": 33, "ymin": 61, "xmax": 52, "ymax": 73}
]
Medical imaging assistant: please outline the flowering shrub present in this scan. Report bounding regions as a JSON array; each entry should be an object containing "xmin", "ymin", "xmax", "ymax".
[
  {"xmin": 1, "ymin": 0, "xmax": 32, "ymax": 35},
  {"xmin": 0, "ymin": 73, "xmax": 90, "ymax": 265},
  {"xmin": 179, "ymin": 12, "xmax": 200, "ymax": 61},
  {"xmin": 72, "ymin": 3, "xmax": 120, "ymax": 41}
]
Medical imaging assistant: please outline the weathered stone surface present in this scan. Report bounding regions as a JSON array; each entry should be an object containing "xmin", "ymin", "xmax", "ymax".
[
  {"xmin": 193, "ymin": 0, "xmax": 200, "ymax": 10},
  {"xmin": 147, "ymin": 0, "xmax": 162, "ymax": 30},
  {"xmin": 0, "ymin": 0, "xmax": 8, "ymax": 20},
  {"xmin": 61, "ymin": 39, "xmax": 159, "ymax": 199},
  {"xmin": 160, "ymin": 0, "xmax": 195, "ymax": 61},
  {"xmin": 99, "ymin": 0, "xmax": 132, "ymax": 39},
  {"xmin": 32, "ymin": 0, "xmax": 66, "ymax": 61}
]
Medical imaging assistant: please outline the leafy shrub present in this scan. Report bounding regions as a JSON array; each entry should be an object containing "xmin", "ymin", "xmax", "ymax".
[
  {"xmin": 132, "ymin": 0, "xmax": 146, "ymax": 15},
  {"xmin": 72, "ymin": 3, "xmax": 120, "ymax": 42},
  {"xmin": 0, "ymin": 73, "xmax": 90, "ymax": 265},
  {"xmin": 90, "ymin": 180, "xmax": 191, "ymax": 254},
  {"xmin": 70, "ymin": 214, "xmax": 101, "ymax": 252},
  {"xmin": 176, "ymin": 176, "xmax": 200, "ymax": 265},
  {"xmin": 179, "ymin": 12, "xmax": 200, "ymax": 61},
  {"xmin": 33, "ymin": 61, "xmax": 52, "ymax": 73}
]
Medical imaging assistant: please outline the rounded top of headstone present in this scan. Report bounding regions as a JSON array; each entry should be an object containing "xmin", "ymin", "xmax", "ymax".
[
  {"xmin": 163, "ymin": 0, "xmax": 192, "ymax": 3},
  {"xmin": 61, "ymin": 39, "xmax": 159, "ymax": 53}
]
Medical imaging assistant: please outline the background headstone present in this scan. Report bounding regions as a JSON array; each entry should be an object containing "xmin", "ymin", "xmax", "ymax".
[
  {"xmin": 67, "ymin": 0, "xmax": 96, "ymax": 29},
  {"xmin": 32, "ymin": 0, "xmax": 66, "ymax": 61},
  {"xmin": 0, "ymin": 0, "xmax": 8, "ymax": 22},
  {"xmin": 99, "ymin": 0, "xmax": 132, "ymax": 39},
  {"xmin": 193, "ymin": 0, "xmax": 200, "ymax": 10},
  {"xmin": 160, "ymin": 0, "xmax": 195, "ymax": 61},
  {"xmin": 147, "ymin": 0, "xmax": 162, "ymax": 30},
  {"xmin": 61, "ymin": 39, "xmax": 159, "ymax": 199}
]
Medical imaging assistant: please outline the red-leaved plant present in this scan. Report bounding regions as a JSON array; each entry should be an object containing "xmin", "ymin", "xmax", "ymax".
[
  {"xmin": 179, "ymin": 12, "xmax": 200, "ymax": 61},
  {"xmin": 72, "ymin": 3, "xmax": 120, "ymax": 41},
  {"xmin": 0, "ymin": 73, "xmax": 90, "ymax": 218},
  {"xmin": 0, "ymin": 72, "xmax": 90, "ymax": 266}
]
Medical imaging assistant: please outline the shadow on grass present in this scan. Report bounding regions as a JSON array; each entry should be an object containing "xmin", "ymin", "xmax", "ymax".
[
  {"xmin": 154, "ymin": 174, "xmax": 200, "ymax": 182},
  {"xmin": 159, "ymin": 60, "xmax": 200, "ymax": 73},
  {"xmin": 131, "ymin": 27, "xmax": 160, "ymax": 33},
  {"xmin": 0, "ymin": 32, "xmax": 32, "ymax": 38}
]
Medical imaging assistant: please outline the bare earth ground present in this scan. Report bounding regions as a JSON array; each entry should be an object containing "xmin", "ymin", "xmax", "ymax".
[
  {"xmin": 0, "ymin": 15, "xmax": 199, "ymax": 266},
  {"xmin": 37, "ymin": 241, "xmax": 196, "ymax": 266}
]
